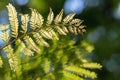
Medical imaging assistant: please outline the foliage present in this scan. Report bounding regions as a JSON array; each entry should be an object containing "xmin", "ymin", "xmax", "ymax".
[{"xmin": 0, "ymin": 3, "xmax": 102, "ymax": 80}]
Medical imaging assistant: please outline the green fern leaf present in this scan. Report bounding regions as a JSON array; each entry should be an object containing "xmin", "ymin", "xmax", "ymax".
[
  {"xmin": 40, "ymin": 29, "xmax": 53, "ymax": 39},
  {"xmin": 15, "ymin": 39, "xmax": 34, "ymax": 56},
  {"xmin": 68, "ymin": 26, "xmax": 74, "ymax": 33},
  {"xmin": 30, "ymin": 9, "xmax": 37, "ymax": 30},
  {"xmin": 0, "ymin": 4, "xmax": 88, "ymax": 73},
  {"xmin": 1, "ymin": 4, "xmax": 86, "ymax": 53},
  {"xmin": 14, "ymin": 39, "xmax": 24, "ymax": 54},
  {"xmin": 63, "ymin": 71, "xmax": 83, "ymax": 80},
  {"xmin": 30, "ymin": 9, "xmax": 44, "ymax": 30},
  {"xmin": 63, "ymin": 13, "xmax": 76, "ymax": 24},
  {"xmin": 64, "ymin": 66, "xmax": 97, "ymax": 79},
  {"xmin": 47, "ymin": 8, "xmax": 54, "ymax": 25},
  {"xmin": 80, "ymin": 63, "xmax": 102, "ymax": 69},
  {"xmin": 24, "ymin": 36, "xmax": 40, "ymax": 52},
  {"xmin": 7, "ymin": 3, "xmax": 18, "ymax": 38},
  {"xmin": 70, "ymin": 19, "xmax": 83, "ymax": 26},
  {"xmin": 46, "ymin": 28, "xmax": 59, "ymax": 40},
  {"xmin": 56, "ymin": 26, "xmax": 67, "ymax": 35},
  {"xmin": 33, "ymin": 33, "xmax": 49, "ymax": 47},
  {"xmin": 4, "ymin": 45, "xmax": 13, "ymax": 54},
  {"xmin": 54, "ymin": 9, "xmax": 63, "ymax": 24},
  {"xmin": 7, "ymin": 53, "xmax": 18, "ymax": 72},
  {"xmin": 0, "ymin": 24, "xmax": 9, "ymax": 42},
  {"xmin": 0, "ymin": 57, "xmax": 3, "ymax": 68},
  {"xmin": 23, "ymin": 48, "xmax": 34, "ymax": 56},
  {"xmin": 20, "ymin": 14, "xmax": 29, "ymax": 33},
  {"xmin": 4, "ymin": 45, "xmax": 18, "ymax": 71},
  {"xmin": 62, "ymin": 26, "xmax": 69, "ymax": 33}
]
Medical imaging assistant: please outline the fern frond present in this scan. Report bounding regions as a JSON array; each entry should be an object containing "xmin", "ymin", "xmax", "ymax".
[
  {"xmin": 3, "ymin": 45, "xmax": 18, "ymax": 71},
  {"xmin": 4, "ymin": 45, "xmax": 13, "ymax": 54},
  {"xmin": 47, "ymin": 8, "xmax": 54, "ymax": 25},
  {"xmin": 23, "ymin": 48, "xmax": 34, "ymax": 56},
  {"xmin": 14, "ymin": 39, "xmax": 34, "ymax": 56},
  {"xmin": 7, "ymin": 53, "xmax": 18, "ymax": 72},
  {"xmin": 1, "ymin": 3, "xmax": 86, "ymax": 52},
  {"xmin": 64, "ymin": 66, "xmax": 97, "ymax": 79},
  {"xmin": 56, "ymin": 26, "xmax": 67, "ymax": 35},
  {"xmin": 80, "ymin": 63, "xmax": 102, "ymax": 69},
  {"xmin": 0, "ymin": 4, "xmax": 102, "ymax": 80},
  {"xmin": 0, "ymin": 57, "xmax": 3, "ymax": 68},
  {"xmin": 39, "ymin": 29, "xmax": 53, "ymax": 39},
  {"xmin": 46, "ymin": 28, "xmax": 59, "ymax": 40},
  {"xmin": 0, "ymin": 24, "xmax": 9, "ymax": 42},
  {"xmin": 14, "ymin": 39, "xmax": 24, "ymax": 55},
  {"xmin": 7, "ymin": 3, "xmax": 18, "ymax": 38},
  {"xmin": 24, "ymin": 36, "xmax": 40, "ymax": 52},
  {"xmin": 70, "ymin": 19, "xmax": 83, "ymax": 26},
  {"xmin": 20, "ymin": 14, "xmax": 29, "ymax": 33},
  {"xmin": 54, "ymin": 9, "xmax": 63, "ymax": 24},
  {"xmin": 30, "ymin": 9, "xmax": 44, "ymax": 30},
  {"xmin": 62, "ymin": 26, "xmax": 69, "ymax": 33},
  {"xmin": 0, "ymin": 3, "xmax": 87, "ymax": 72},
  {"xmin": 63, "ymin": 71, "xmax": 83, "ymax": 80},
  {"xmin": 63, "ymin": 13, "xmax": 76, "ymax": 24},
  {"xmin": 30, "ymin": 9, "xmax": 37, "ymax": 30},
  {"xmin": 33, "ymin": 33, "xmax": 49, "ymax": 47}
]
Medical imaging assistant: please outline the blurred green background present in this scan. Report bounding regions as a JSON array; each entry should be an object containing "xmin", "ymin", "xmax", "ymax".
[{"xmin": 0, "ymin": 0, "xmax": 120, "ymax": 80}]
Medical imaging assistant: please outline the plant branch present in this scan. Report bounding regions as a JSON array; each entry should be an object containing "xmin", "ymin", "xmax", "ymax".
[{"xmin": 0, "ymin": 23, "xmax": 84, "ymax": 51}]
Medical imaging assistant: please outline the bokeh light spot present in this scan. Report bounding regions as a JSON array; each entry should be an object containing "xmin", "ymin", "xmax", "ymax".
[
  {"xmin": 64, "ymin": 0, "xmax": 85, "ymax": 14},
  {"xmin": 16, "ymin": 0, "xmax": 29, "ymax": 6},
  {"xmin": 114, "ymin": 2, "xmax": 120, "ymax": 20}
]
